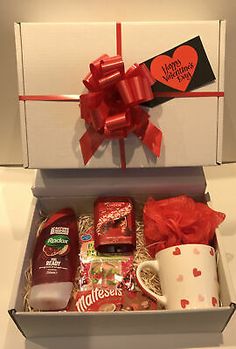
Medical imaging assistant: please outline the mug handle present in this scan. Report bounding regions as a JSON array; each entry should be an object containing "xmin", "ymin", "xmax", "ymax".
[{"xmin": 136, "ymin": 260, "xmax": 167, "ymax": 307}]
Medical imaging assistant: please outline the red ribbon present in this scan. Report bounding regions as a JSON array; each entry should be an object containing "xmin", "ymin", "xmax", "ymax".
[
  {"xmin": 19, "ymin": 92, "xmax": 224, "ymax": 101},
  {"xmin": 79, "ymin": 55, "xmax": 162, "ymax": 167}
]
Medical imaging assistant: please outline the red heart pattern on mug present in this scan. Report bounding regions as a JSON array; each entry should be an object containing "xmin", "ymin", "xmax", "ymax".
[
  {"xmin": 150, "ymin": 45, "xmax": 198, "ymax": 91},
  {"xmin": 193, "ymin": 268, "xmax": 202, "ymax": 277},
  {"xmin": 210, "ymin": 248, "xmax": 215, "ymax": 256},
  {"xmin": 198, "ymin": 294, "xmax": 205, "ymax": 302},
  {"xmin": 181, "ymin": 299, "xmax": 190, "ymax": 309},
  {"xmin": 176, "ymin": 274, "xmax": 184, "ymax": 282},
  {"xmin": 212, "ymin": 297, "xmax": 218, "ymax": 307},
  {"xmin": 173, "ymin": 247, "xmax": 181, "ymax": 255},
  {"xmin": 193, "ymin": 248, "xmax": 200, "ymax": 255}
]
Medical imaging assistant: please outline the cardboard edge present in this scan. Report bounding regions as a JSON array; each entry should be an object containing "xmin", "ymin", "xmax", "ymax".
[
  {"xmin": 32, "ymin": 167, "xmax": 207, "ymax": 199},
  {"xmin": 217, "ymin": 20, "xmax": 226, "ymax": 164},
  {"xmin": 14, "ymin": 23, "xmax": 24, "ymax": 95},
  {"xmin": 19, "ymin": 103, "xmax": 29, "ymax": 168},
  {"xmin": 14, "ymin": 22, "xmax": 29, "ymax": 168},
  {"xmin": 8, "ymin": 309, "xmax": 26, "ymax": 338},
  {"xmin": 10, "ymin": 306, "xmax": 235, "ymax": 337},
  {"xmin": 221, "ymin": 303, "xmax": 236, "ymax": 332},
  {"xmin": 8, "ymin": 198, "xmax": 37, "ymax": 310},
  {"xmin": 216, "ymin": 229, "xmax": 236, "ymax": 305}
]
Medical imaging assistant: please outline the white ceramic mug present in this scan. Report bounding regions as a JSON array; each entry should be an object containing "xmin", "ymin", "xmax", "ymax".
[{"xmin": 136, "ymin": 244, "xmax": 219, "ymax": 310}]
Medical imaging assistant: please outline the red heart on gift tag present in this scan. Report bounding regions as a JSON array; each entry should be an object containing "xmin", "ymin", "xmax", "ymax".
[
  {"xmin": 181, "ymin": 299, "xmax": 189, "ymax": 309},
  {"xmin": 173, "ymin": 247, "xmax": 181, "ymax": 255},
  {"xmin": 193, "ymin": 268, "xmax": 202, "ymax": 277},
  {"xmin": 212, "ymin": 297, "xmax": 218, "ymax": 307},
  {"xmin": 150, "ymin": 45, "xmax": 198, "ymax": 91}
]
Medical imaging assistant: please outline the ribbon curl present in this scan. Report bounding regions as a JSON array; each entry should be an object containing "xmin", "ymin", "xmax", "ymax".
[{"xmin": 79, "ymin": 54, "xmax": 162, "ymax": 167}]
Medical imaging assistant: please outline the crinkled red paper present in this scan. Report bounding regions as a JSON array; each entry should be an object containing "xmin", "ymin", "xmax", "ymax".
[{"xmin": 143, "ymin": 196, "xmax": 225, "ymax": 257}]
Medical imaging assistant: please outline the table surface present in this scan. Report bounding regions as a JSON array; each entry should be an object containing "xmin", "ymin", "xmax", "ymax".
[{"xmin": 1, "ymin": 165, "xmax": 236, "ymax": 349}]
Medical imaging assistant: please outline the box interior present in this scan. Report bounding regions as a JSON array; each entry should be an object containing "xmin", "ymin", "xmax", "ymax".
[
  {"xmin": 8, "ymin": 166, "xmax": 236, "ymax": 337},
  {"xmin": 12, "ymin": 167, "xmax": 235, "ymax": 314}
]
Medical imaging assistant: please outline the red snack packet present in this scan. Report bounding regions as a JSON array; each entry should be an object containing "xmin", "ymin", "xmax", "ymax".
[
  {"xmin": 143, "ymin": 196, "xmax": 225, "ymax": 257},
  {"xmin": 71, "ymin": 288, "xmax": 157, "ymax": 312},
  {"xmin": 79, "ymin": 227, "xmax": 133, "ymax": 290},
  {"xmin": 67, "ymin": 226, "xmax": 157, "ymax": 312}
]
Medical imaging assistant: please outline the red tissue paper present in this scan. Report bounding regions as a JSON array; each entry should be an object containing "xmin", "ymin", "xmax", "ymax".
[{"xmin": 143, "ymin": 196, "xmax": 225, "ymax": 257}]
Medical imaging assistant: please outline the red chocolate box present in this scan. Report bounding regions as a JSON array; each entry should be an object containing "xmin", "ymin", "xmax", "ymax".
[{"xmin": 94, "ymin": 197, "xmax": 136, "ymax": 253}]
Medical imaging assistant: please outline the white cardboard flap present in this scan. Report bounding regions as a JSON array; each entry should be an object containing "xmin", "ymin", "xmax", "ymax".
[
  {"xmin": 15, "ymin": 21, "xmax": 225, "ymax": 169},
  {"xmin": 32, "ymin": 167, "xmax": 206, "ymax": 199}
]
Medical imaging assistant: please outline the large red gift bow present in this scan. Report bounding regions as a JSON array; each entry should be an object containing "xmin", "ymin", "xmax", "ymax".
[
  {"xmin": 79, "ymin": 53, "xmax": 162, "ymax": 168},
  {"xmin": 19, "ymin": 22, "xmax": 224, "ymax": 169},
  {"xmin": 79, "ymin": 22, "xmax": 162, "ymax": 169}
]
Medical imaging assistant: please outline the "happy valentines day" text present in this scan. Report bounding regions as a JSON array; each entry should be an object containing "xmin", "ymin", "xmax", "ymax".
[{"xmin": 161, "ymin": 59, "xmax": 195, "ymax": 84}]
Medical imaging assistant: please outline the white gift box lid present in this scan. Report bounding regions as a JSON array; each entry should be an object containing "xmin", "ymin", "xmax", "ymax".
[{"xmin": 15, "ymin": 21, "xmax": 225, "ymax": 169}]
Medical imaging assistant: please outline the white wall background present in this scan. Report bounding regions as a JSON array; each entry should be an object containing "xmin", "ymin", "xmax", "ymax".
[{"xmin": 0, "ymin": 0, "xmax": 235, "ymax": 165}]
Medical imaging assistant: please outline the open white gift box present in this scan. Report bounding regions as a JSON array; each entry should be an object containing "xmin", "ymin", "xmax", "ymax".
[
  {"xmin": 15, "ymin": 21, "xmax": 225, "ymax": 169},
  {"xmin": 9, "ymin": 21, "xmax": 236, "ymax": 338},
  {"xmin": 9, "ymin": 167, "xmax": 236, "ymax": 337}
]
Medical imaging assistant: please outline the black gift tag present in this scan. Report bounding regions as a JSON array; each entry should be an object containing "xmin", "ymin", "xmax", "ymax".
[{"xmin": 143, "ymin": 36, "xmax": 216, "ymax": 107}]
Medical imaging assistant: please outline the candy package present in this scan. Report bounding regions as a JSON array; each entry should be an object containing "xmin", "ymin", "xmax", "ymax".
[
  {"xmin": 94, "ymin": 197, "xmax": 136, "ymax": 253},
  {"xmin": 68, "ymin": 225, "xmax": 157, "ymax": 312}
]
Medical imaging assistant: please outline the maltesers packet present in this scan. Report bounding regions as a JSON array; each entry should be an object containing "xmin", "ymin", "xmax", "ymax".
[{"xmin": 68, "ymin": 226, "xmax": 157, "ymax": 312}]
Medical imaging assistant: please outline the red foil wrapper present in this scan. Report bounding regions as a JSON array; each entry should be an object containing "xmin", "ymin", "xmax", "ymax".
[
  {"xmin": 70, "ymin": 288, "xmax": 157, "ymax": 312},
  {"xmin": 94, "ymin": 197, "xmax": 136, "ymax": 253}
]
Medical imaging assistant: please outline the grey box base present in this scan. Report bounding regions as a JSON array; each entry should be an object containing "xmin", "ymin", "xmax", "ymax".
[
  {"xmin": 9, "ymin": 305, "xmax": 236, "ymax": 338},
  {"xmin": 8, "ymin": 168, "xmax": 236, "ymax": 338}
]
